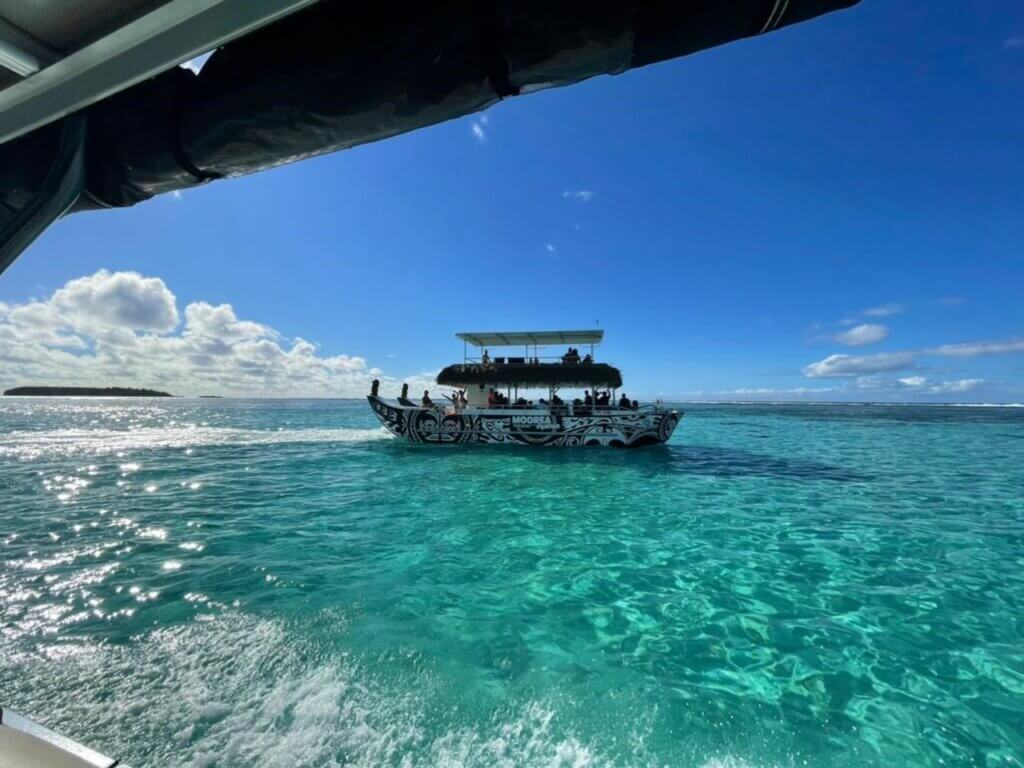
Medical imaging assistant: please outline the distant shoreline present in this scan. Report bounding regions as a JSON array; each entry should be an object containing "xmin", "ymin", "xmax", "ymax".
[
  {"xmin": 3, "ymin": 386, "xmax": 172, "ymax": 397},
  {"xmin": 0, "ymin": 391, "xmax": 1019, "ymax": 407}
]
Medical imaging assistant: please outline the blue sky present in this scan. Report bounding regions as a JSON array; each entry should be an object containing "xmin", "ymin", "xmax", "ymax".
[{"xmin": 1, "ymin": 3, "xmax": 1023, "ymax": 401}]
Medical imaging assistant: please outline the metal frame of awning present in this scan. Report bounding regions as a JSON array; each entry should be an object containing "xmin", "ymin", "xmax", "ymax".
[{"xmin": 0, "ymin": 0, "xmax": 317, "ymax": 144}]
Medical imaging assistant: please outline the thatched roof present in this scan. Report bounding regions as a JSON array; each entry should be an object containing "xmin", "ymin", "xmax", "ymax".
[{"xmin": 437, "ymin": 363, "xmax": 622, "ymax": 389}]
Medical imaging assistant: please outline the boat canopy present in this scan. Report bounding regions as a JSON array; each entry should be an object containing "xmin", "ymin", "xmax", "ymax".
[
  {"xmin": 456, "ymin": 330, "xmax": 603, "ymax": 348},
  {"xmin": 0, "ymin": 1, "xmax": 858, "ymax": 276},
  {"xmin": 438, "ymin": 362, "xmax": 622, "ymax": 389}
]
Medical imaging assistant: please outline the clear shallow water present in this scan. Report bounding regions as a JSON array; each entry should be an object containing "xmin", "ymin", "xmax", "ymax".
[{"xmin": 1, "ymin": 398, "xmax": 1023, "ymax": 768}]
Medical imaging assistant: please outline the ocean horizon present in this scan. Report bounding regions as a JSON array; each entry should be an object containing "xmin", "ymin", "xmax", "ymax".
[{"xmin": 3, "ymin": 393, "xmax": 1022, "ymax": 407}]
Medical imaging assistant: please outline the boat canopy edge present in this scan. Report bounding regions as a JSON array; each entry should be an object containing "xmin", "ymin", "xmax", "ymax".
[{"xmin": 455, "ymin": 330, "xmax": 603, "ymax": 348}]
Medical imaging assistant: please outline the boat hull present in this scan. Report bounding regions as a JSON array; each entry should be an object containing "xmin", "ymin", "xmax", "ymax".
[{"xmin": 368, "ymin": 396, "xmax": 680, "ymax": 448}]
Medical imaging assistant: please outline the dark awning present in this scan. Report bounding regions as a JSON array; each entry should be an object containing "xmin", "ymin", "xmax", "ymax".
[
  {"xmin": 438, "ymin": 362, "xmax": 623, "ymax": 389},
  {"xmin": 0, "ymin": 1, "xmax": 860, "ymax": 274}
]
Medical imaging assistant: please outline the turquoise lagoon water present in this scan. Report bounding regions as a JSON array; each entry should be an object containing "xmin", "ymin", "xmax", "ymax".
[{"xmin": 1, "ymin": 398, "xmax": 1023, "ymax": 767}]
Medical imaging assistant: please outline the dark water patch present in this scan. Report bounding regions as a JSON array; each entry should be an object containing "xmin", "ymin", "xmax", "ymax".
[{"xmin": 401, "ymin": 441, "xmax": 873, "ymax": 483}]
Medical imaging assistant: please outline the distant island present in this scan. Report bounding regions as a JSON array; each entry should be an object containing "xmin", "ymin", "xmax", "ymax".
[{"xmin": 4, "ymin": 386, "xmax": 172, "ymax": 397}]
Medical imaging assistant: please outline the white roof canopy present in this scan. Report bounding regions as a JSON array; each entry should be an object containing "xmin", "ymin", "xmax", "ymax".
[{"xmin": 456, "ymin": 330, "xmax": 603, "ymax": 348}]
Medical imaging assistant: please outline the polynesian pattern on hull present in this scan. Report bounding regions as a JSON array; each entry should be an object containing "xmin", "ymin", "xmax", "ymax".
[{"xmin": 368, "ymin": 396, "xmax": 680, "ymax": 448}]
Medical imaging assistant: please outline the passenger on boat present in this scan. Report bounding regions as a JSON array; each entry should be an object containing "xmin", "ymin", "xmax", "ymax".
[
  {"xmin": 619, "ymin": 393, "xmax": 631, "ymax": 409},
  {"xmin": 597, "ymin": 391, "xmax": 610, "ymax": 407},
  {"xmin": 422, "ymin": 390, "xmax": 434, "ymax": 407},
  {"xmin": 584, "ymin": 390, "xmax": 593, "ymax": 408},
  {"xmin": 551, "ymin": 393, "xmax": 564, "ymax": 406},
  {"xmin": 482, "ymin": 349, "xmax": 491, "ymax": 366},
  {"xmin": 459, "ymin": 390, "xmax": 468, "ymax": 409},
  {"xmin": 582, "ymin": 353, "xmax": 593, "ymax": 364},
  {"xmin": 632, "ymin": 400, "xmax": 639, "ymax": 410}
]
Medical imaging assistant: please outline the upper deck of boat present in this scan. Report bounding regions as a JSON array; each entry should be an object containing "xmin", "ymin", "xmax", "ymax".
[
  {"xmin": 437, "ymin": 361, "xmax": 622, "ymax": 388},
  {"xmin": 443, "ymin": 329, "xmax": 620, "ymax": 388}
]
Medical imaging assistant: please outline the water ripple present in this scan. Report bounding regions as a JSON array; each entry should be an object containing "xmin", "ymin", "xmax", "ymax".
[{"xmin": 1, "ymin": 398, "xmax": 1022, "ymax": 767}]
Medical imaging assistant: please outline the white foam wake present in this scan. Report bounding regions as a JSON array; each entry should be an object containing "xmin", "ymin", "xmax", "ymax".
[
  {"xmin": 7, "ymin": 613, "xmax": 609, "ymax": 768},
  {"xmin": 0, "ymin": 425, "xmax": 392, "ymax": 458}
]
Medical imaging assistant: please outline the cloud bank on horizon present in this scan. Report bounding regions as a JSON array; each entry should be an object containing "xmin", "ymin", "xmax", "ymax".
[
  {"xmin": 1, "ymin": 271, "xmax": 1020, "ymax": 402},
  {"xmin": 0, "ymin": 270, "xmax": 427, "ymax": 398}
]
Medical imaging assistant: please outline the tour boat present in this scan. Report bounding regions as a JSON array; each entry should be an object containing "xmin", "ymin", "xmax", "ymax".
[{"xmin": 367, "ymin": 330, "xmax": 681, "ymax": 447}]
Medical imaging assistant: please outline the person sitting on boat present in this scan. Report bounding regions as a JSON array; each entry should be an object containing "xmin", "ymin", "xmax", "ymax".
[
  {"xmin": 632, "ymin": 400, "xmax": 639, "ymax": 410},
  {"xmin": 582, "ymin": 353, "xmax": 593, "ymax": 364},
  {"xmin": 422, "ymin": 390, "xmax": 434, "ymax": 407},
  {"xmin": 619, "ymin": 393, "xmax": 631, "ymax": 409}
]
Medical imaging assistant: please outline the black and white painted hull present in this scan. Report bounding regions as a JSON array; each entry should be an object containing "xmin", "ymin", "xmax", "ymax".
[{"xmin": 368, "ymin": 396, "xmax": 680, "ymax": 448}]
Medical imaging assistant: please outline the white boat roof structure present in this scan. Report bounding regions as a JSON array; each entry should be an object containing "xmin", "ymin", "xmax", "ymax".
[
  {"xmin": 0, "ymin": 708, "xmax": 124, "ymax": 767},
  {"xmin": 456, "ymin": 330, "xmax": 603, "ymax": 348}
]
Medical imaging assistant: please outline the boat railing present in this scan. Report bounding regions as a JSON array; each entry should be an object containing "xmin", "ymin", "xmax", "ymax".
[
  {"xmin": 391, "ymin": 400, "xmax": 673, "ymax": 416},
  {"xmin": 459, "ymin": 356, "xmax": 597, "ymax": 366}
]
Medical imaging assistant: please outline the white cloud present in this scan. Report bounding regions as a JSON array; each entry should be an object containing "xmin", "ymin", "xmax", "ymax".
[
  {"xmin": 470, "ymin": 120, "xmax": 487, "ymax": 144},
  {"xmin": 928, "ymin": 339, "xmax": 1024, "ymax": 357},
  {"xmin": 52, "ymin": 270, "xmax": 179, "ymax": 333},
  {"xmin": 0, "ymin": 270, "xmax": 410, "ymax": 398},
  {"xmin": 930, "ymin": 378, "xmax": 984, "ymax": 394},
  {"xmin": 545, "ymin": 243, "xmax": 557, "ymax": 254},
  {"xmin": 834, "ymin": 323, "xmax": 888, "ymax": 347},
  {"xmin": 184, "ymin": 301, "xmax": 272, "ymax": 342},
  {"xmin": 802, "ymin": 351, "xmax": 916, "ymax": 378},
  {"xmin": 562, "ymin": 189, "xmax": 594, "ymax": 202},
  {"xmin": 899, "ymin": 376, "xmax": 984, "ymax": 394},
  {"xmin": 805, "ymin": 335, "xmax": 1024, "ymax": 380},
  {"xmin": 728, "ymin": 386, "xmax": 838, "ymax": 396},
  {"xmin": 863, "ymin": 303, "xmax": 903, "ymax": 317},
  {"xmin": 669, "ymin": 386, "xmax": 839, "ymax": 400}
]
